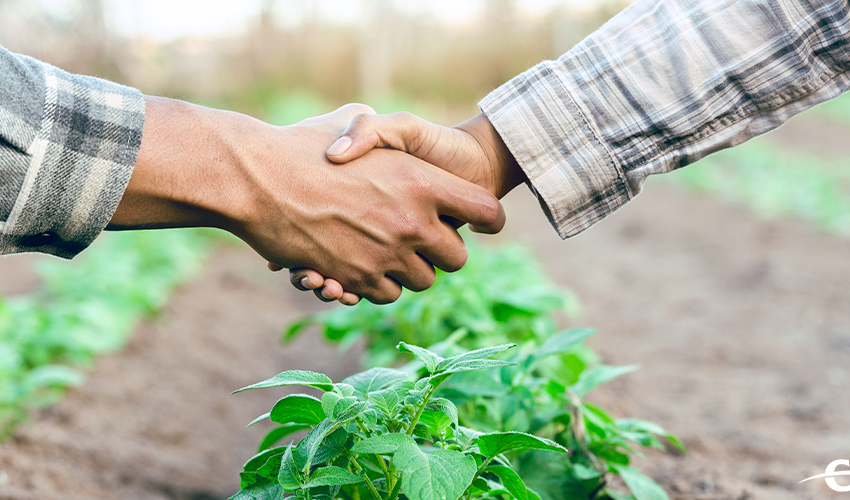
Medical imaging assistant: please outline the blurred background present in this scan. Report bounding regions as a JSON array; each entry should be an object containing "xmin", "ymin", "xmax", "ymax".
[
  {"xmin": 0, "ymin": 0, "xmax": 629, "ymax": 123},
  {"xmin": 2, "ymin": 1, "xmax": 850, "ymax": 500}
]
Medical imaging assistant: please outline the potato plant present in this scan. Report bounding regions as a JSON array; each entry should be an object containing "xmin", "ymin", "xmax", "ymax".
[
  {"xmin": 231, "ymin": 342, "xmax": 568, "ymax": 500},
  {"xmin": 283, "ymin": 240, "xmax": 682, "ymax": 500}
]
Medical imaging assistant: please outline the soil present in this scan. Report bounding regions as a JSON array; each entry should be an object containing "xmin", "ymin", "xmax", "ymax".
[{"xmin": 1, "ymin": 118, "xmax": 849, "ymax": 500}]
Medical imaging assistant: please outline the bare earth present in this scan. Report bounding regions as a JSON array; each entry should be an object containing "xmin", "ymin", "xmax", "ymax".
[{"xmin": 1, "ymin": 120, "xmax": 849, "ymax": 499}]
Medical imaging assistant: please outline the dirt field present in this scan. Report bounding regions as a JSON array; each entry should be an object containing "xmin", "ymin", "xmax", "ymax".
[{"xmin": 0, "ymin": 117, "xmax": 848, "ymax": 500}]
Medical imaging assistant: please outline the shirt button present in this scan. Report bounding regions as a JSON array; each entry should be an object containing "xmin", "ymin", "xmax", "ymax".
[{"xmin": 22, "ymin": 232, "xmax": 59, "ymax": 247}]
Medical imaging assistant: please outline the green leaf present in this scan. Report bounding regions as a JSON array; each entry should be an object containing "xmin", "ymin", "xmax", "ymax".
[
  {"xmin": 397, "ymin": 342, "xmax": 444, "ymax": 374},
  {"xmin": 300, "ymin": 404, "xmax": 365, "ymax": 473},
  {"xmin": 247, "ymin": 412, "xmax": 271, "ymax": 428},
  {"xmin": 611, "ymin": 465, "xmax": 669, "ymax": 500},
  {"xmin": 277, "ymin": 443, "xmax": 302, "ymax": 490},
  {"xmin": 477, "ymin": 432, "xmax": 568, "ymax": 458},
  {"xmin": 418, "ymin": 410, "xmax": 454, "ymax": 437},
  {"xmin": 23, "ymin": 365, "xmax": 85, "ymax": 389},
  {"xmin": 368, "ymin": 388, "xmax": 400, "ymax": 418},
  {"xmin": 228, "ymin": 481, "xmax": 285, "ymax": 500},
  {"xmin": 233, "ymin": 370, "xmax": 334, "ymax": 394},
  {"xmin": 532, "ymin": 328, "xmax": 595, "ymax": 362},
  {"xmin": 351, "ymin": 433, "xmax": 415, "ymax": 454},
  {"xmin": 269, "ymin": 394, "xmax": 324, "ymax": 425},
  {"xmin": 616, "ymin": 419, "xmax": 685, "ymax": 452},
  {"xmin": 393, "ymin": 442, "xmax": 476, "ymax": 500},
  {"xmin": 486, "ymin": 465, "xmax": 540, "ymax": 500},
  {"xmin": 342, "ymin": 367, "xmax": 408, "ymax": 398},
  {"xmin": 321, "ymin": 393, "xmax": 358, "ymax": 420},
  {"xmin": 333, "ymin": 383, "xmax": 356, "ymax": 397},
  {"xmin": 242, "ymin": 447, "xmax": 286, "ymax": 474},
  {"xmin": 257, "ymin": 424, "xmax": 310, "ymax": 452},
  {"xmin": 435, "ymin": 344, "xmax": 516, "ymax": 374},
  {"xmin": 571, "ymin": 365, "xmax": 639, "ymax": 398},
  {"xmin": 302, "ymin": 466, "xmax": 364, "ymax": 488},
  {"xmin": 426, "ymin": 397, "xmax": 458, "ymax": 429}
]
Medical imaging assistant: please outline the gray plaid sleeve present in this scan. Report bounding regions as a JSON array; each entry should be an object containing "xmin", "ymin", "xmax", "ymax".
[
  {"xmin": 481, "ymin": 0, "xmax": 850, "ymax": 239},
  {"xmin": 0, "ymin": 46, "xmax": 144, "ymax": 259}
]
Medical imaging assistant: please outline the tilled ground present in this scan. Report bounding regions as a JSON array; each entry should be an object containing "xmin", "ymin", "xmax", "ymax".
[{"xmin": 0, "ymin": 116, "xmax": 848, "ymax": 500}]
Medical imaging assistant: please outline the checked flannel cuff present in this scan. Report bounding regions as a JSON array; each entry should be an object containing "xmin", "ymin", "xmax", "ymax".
[{"xmin": 0, "ymin": 57, "xmax": 145, "ymax": 259}]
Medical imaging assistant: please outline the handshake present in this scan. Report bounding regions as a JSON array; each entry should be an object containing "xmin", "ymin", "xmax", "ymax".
[{"xmin": 112, "ymin": 98, "xmax": 528, "ymax": 306}]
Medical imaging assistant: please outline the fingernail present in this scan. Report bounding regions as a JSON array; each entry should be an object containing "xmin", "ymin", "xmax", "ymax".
[
  {"xmin": 321, "ymin": 288, "xmax": 334, "ymax": 300},
  {"xmin": 327, "ymin": 136, "xmax": 352, "ymax": 156},
  {"xmin": 301, "ymin": 277, "xmax": 313, "ymax": 289}
]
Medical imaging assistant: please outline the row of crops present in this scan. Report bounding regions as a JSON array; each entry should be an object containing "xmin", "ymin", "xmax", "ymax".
[{"xmin": 0, "ymin": 229, "xmax": 224, "ymax": 437}]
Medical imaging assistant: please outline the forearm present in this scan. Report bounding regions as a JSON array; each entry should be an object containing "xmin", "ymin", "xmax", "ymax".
[
  {"xmin": 482, "ymin": 0, "xmax": 850, "ymax": 238},
  {"xmin": 108, "ymin": 96, "xmax": 260, "ymax": 235}
]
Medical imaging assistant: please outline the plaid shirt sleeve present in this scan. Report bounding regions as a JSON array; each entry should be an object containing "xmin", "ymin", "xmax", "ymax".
[
  {"xmin": 0, "ymin": 45, "xmax": 145, "ymax": 259},
  {"xmin": 480, "ymin": 0, "xmax": 850, "ymax": 238}
]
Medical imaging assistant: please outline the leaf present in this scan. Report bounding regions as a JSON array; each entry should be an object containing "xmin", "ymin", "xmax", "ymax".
[
  {"xmin": 532, "ymin": 329, "xmax": 595, "ymax": 362},
  {"xmin": 242, "ymin": 447, "xmax": 286, "ymax": 473},
  {"xmin": 322, "ymin": 393, "xmax": 358, "ymax": 420},
  {"xmin": 351, "ymin": 433, "xmax": 415, "ymax": 454},
  {"xmin": 343, "ymin": 367, "xmax": 408, "ymax": 398},
  {"xmin": 233, "ymin": 370, "xmax": 334, "ymax": 394},
  {"xmin": 571, "ymin": 365, "xmax": 639, "ymax": 398},
  {"xmin": 397, "ymin": 342, "xmax": 444, "ymax": 374},
  {"xmin": 426, "ymin": 398, "xmax": 458, "ymax": 429},
  {"xmin": 278, "ymin": 443, "xmax": 302, "ymax": 490},
  {"xmin": 616, "ymin": 419, "xmax": 685, "ymax": 452},
  {"xmin": 477, "ymin": 432, "xmax": 568, "ymax": 459},
  {"xmin": 435, "ymin": 344, "xmax": 516, "ymax": 374},
  {"xmin": 247, "ymin": 412, "xmax": 271, "ymax": 428},
  {"xmin": 23, "ymin": 365, "xmax": 85, "ymax": 389},
  {"xmin": 302, "ymin": 466, "xmax": 364, "ymax": 488},
  {"xmin": 486, "ymin": 465, "xmax": 540, "ymax": 500},
  {"xmin": 228, "ymin": 481, "xmax": 285, "ymax": 500},
  {"xmin": 393, "ymin": 442, "xmax": 476, "ymax": 500},
  {"xmin": 611, "ymin": 465, "xmax": 669, "ymax": 500},
  {"xmin": 300, "ymin": 404, "xmax": 365, "ymax": 472},
  {"xmin": 333, "ymin": 383, "xmax": 355, "ymax": 397},
  {"xmin": 368, "ymin": 388, "xmax": 400, "ymax": 418},
  {"xmin": 269, "ymin": 394, "xmax": 324, "ymax": 425},
  {"xmin": 418, "ymin": 410, "xmax": 453, "ymax": 437},
  {"xmin": 257, "ymin": 424, "xmax": 310, "ymax": 452}
]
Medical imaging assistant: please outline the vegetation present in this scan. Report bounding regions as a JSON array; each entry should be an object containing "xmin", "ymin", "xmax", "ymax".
[
  {"xmin": 248, "ymin": 241, "xmax": 682, "ymax": 500},
  {"xmin": 0, "ymin": 229, "xmax": 223, "ymax": 437}
]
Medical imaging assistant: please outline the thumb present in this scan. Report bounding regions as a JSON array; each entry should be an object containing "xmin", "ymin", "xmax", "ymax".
[{"xmin": 326, "ymin": 112, "xmax": 433, "ymax": 164}]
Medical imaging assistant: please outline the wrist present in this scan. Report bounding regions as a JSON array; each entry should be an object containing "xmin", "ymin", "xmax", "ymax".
[{"xmin": 454, "ymin": 113, "xmax": 525, "ymax": 199}]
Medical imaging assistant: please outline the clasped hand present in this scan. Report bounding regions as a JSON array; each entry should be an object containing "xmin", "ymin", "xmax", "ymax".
[{"xmin": 276, "ymin": 108, "xmax": 526, "ymax": 305}]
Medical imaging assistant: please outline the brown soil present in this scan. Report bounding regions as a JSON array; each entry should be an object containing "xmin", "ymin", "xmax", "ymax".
[{"xmin": 1, "ymin": 121, "xmax": 849, "ymax": 500}]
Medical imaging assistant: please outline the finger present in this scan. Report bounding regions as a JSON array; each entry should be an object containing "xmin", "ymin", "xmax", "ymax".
[
  {"xmin": 385, "ymin": 254, "xmax": 436, "ymax": 293},
  {"xmin": 339, "ymin": 291, "xmax": 361, "ymax": 306},
  {"xmin": 326, "ymin": 112, "xmax": 431, "ymax": 163},
  {"xmin": 268, "ymin": 262, "xmax": 284, "ymax": 272},
  {"xmin": 417, "ymin": 222, "xmax": 469, "ymax": 273},
  {"xmin": 314, "ymin": 287, "xmax": 338, "ymax": 303},
  {"xmin": 321, "ymin": 279, "xmax": 345, "ymax": 300},
  {"xmin": 429, "ymin": 169, "xmax": 506, "ymax": 234},
  {"xmin": 290, "ymin": 268, "xmax": 324, "ymax": 291},
  {"xmin": 359, "ymin": 276, "xmax": 403, "ymax": 305}
]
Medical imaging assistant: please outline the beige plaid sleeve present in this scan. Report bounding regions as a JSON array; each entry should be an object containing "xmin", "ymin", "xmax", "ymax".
[
  {"xmin": 481, "ymin": 0, "xmax": 850, "ymax": 238},
  {"xmin": 0, "ymin": 46, "xmax": 145, "ymax": 258}
]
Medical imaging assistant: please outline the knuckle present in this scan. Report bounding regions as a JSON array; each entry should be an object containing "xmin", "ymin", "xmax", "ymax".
[
  {"xmin": 477, "ymin": 193, "xmax": 502, "ymax": 224},
  {"xmin": 346, "ymin": 103, "xmax": 376, "ymax": 116},
  {"xmin": 443, "ymin": 244, "xmax": 468, "ymax": 273}
]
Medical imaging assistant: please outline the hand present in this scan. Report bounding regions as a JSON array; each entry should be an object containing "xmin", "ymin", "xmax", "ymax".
[
  {"xmin": 288, "ymin": 111, "xmax": 527, "ymax": 304},
  {"xmin": 110, "ymin": 99, "xmax": 505, "ymax": 304}
]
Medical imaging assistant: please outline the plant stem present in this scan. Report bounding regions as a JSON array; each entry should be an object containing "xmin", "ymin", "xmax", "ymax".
[
  {"xmin": 406, "ymin": 380, "xmax": 444, "ymax": 436},
  {"xmin": 469, "ymin": 456, "xmax": 494, "ymax": 486},
  {"xmin": 350, "ymin": 457, "xmax": 382, "ymax": 500}
]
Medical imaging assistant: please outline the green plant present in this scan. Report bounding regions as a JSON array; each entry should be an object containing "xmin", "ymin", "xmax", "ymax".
[
  {"xmin": 287, "ymin": 241, "xmax": 580, "ymax": 367},
  {"xmin": 283, "ymin": 241, "xmax": 682, "ymax": 499},
  {"xmin": 231, "ymin": 342, "xmax": 570, "ymax": 500},
  {"xmin": 0, "ymin": 228, "xmax": 227, "ymax": 437}
]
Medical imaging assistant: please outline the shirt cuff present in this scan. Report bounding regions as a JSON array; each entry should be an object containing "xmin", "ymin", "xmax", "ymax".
[
  {"xmin": 0, "ymin": 59, "xmax": 145, "ymax": 259},
  {"xmin": 479, "ymin": 60, "xmax": 631, "ymax": 239}
]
